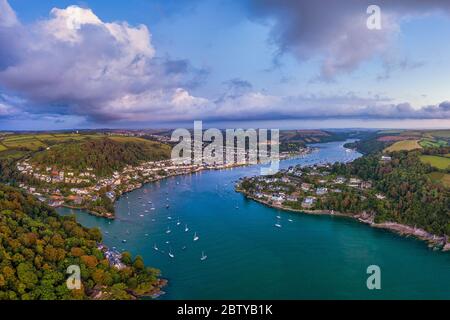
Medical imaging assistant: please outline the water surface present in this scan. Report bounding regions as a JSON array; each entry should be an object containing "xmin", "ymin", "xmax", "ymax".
[{"xmin": 58, "ymin": 140, "xmax": 450, "ymax": 299}]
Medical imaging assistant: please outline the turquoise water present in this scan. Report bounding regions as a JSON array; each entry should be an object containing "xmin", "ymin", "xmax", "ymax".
[{"xmin": 58, "ymin": 140, "xmax": 450, "ymax": 299}]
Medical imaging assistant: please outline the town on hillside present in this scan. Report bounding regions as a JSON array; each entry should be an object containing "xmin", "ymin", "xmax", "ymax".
[{"xmin": 15, "ymin": 146, "xmax": 314, "ymax": 218}]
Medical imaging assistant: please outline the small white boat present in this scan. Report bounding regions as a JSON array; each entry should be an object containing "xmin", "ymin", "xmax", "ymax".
[
  {"xmin": 288, "ymin": 219, "xmax": 293, "ymax": 222},
  {"xmin": 139, "ymin": 214, "xmax": 144, "ymax": 217},
  {"xmin": 201, "ymin": 251, "xmax": 207, "ymax": 261},
  {"xmin": 177, "ymin": 219, "xmax": 181, "ymax": 226},
  {"xmin": 276, "ymin": 216, "xmax": 281, "ymax": 219},
  {"xmin": 122, "ymin": 239, "xmax": 127, "ymax": 243},
  {"xmin": 185, "ymin": 225, "xmax": 189, "ymax": 232},
  {"xmin": 193, "ymin": 232, "xmax": 199, "ymax": 241},
  {"xmin": 151, "ymin": 208, "xmax": 155, "ymax": 211},
  {"xmin": 167, "ymin": 216, "xmax": 172, "ymax": 220},
  {"xmin": 168, "ymin": 249, "xmax": 174, "ymax": 258},
  {"xmin": 153, "ymin": 244, "xmax": 159, "ymax": 251},
  {"xmin": 166, "ymin": 227, "xmax": 171, "ymax": 234}
]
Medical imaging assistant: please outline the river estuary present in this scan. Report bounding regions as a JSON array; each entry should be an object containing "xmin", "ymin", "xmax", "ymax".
[{"xmin": 58, "ymin": 140, "xmax": 450, "ymax": 299}]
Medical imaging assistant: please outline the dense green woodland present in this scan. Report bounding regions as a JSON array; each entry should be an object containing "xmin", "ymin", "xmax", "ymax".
[
  {"xmin": 326, "ymin": 148, "xmax": 450, "ymax": 235},
  {"xmin": 0, "ymin": 184, "xmax": 161, "ymax": 300},
  {"xmin": 31, "ymin": 138, "xmax": 171, "ymax": 176}
]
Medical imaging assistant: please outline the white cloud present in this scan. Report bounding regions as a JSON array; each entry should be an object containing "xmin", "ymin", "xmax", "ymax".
[{"xmin": 0, "ymin": 1, "xmax": 206, "ymax": 122}]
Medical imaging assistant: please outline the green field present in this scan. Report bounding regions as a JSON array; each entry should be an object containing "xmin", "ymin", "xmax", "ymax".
[
  {"xmin": 0, "ymin": 150, "xmax": 28, "ymax": 160},
  {"xmin": 0, "ymin": 144, "xmax": 7, "ymax": 152},
  {"xmin": 2, "ymin": 137, "xmax": 47, "ymax": 151},
  {"xmin": 385, "ymin": 140, "xmax": 422, "ymax": 152},
  {"xmin": 419, "ymin": 139, "xmax": 448, "ymax": 148},
  {"xmin": 428, "ymin": 172, "xmax": 450, "ymax": 188},
  {"xmin": 420, "ymin": 155, "xmax": 450, "ymax": 170}
]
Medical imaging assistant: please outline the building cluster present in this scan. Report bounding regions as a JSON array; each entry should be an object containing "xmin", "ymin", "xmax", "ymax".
[
  {"xmin": 238, "ymin": 163, "xmax": 383, "ymax": 209},
  {"xmin": 97, "ymin": 244, "xmax": 126, "ymax": 270},
  {"xmin": 16, "ymin": 156, "xmax": 259, "ymax": 216}
]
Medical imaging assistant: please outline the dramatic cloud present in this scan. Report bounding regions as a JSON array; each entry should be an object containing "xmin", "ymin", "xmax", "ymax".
[
  {"xmin": 212, "ymin": 91, "xmax": 450, "ymax": 121},
  {"xmin": 0, "ymin": 1, "xmax": 448, "ymax": 125},
  {"xmin": 246, "ymin": 0, "xmax": 450, "ymax": 80},
  {"xmin": 0, "ymin": 1, "xmax": 209, "ymax": 122}
]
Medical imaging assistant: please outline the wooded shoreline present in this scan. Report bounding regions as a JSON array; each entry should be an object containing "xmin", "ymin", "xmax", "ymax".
[{"xmin": 238, "ymin": 191, "xmax": 450, "ymax": 252}]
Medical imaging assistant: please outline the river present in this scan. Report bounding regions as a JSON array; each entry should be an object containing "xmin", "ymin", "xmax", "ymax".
[{"xmin": 58, "ymin": 140, "xmax": 450, "ymax": 299}]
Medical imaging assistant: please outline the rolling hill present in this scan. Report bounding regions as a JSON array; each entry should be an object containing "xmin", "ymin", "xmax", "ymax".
[{"xmin": 30, "ymin": 137, "xmax": 171, "ymax": 177}]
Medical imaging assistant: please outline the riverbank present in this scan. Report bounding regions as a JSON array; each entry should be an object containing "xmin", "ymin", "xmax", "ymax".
[
  {"xmin": 238, "ymin": 191, "xmax": 449, "ymax": 251},
  {"xmin": 61, "ymin": 147, "xmax": 317, "ymax": 219}
]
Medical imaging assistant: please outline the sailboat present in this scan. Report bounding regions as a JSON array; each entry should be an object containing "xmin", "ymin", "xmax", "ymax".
[
  {"xmin": 168, "ymin": 248, "xmax": 175, "ymax": 258},
  {"xmin": 166, "ymin": 226, "xmax": 171, "ymax": 234},
  {"xmin": 153, "ymin": 244, "xmax": 159, "ymax": 251},
  {"xmin": 275, "ymin": 218, "xmax": 282, "ymax": 228},
  {"xmin": 193, "ymin": 232, "xmax": 199, "ymax": 241},
  {"xmin": 176, "ymin": 219, "xmax": 181, "ymax": 226},
  {"xmin": 185, "ymin": 224, "xmax": 189, "ymax": 232},
  {"xmin": 201, "ymin": 251, "xmax": 207, "ymax": 261}
]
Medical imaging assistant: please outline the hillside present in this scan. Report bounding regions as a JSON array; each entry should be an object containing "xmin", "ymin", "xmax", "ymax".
[
  {"xmin": 345, "ymin": 129, "xmax": 450, "ymax": 155},
  {"xmin": 344, "ymin": 148, "xmax": 450, "ymax": 235},
  {"xmin": 30, "ymin": 137, "xmax": 171, "ymax": 177},
  {"xmin": 239, "ymin": 147, "xmax": 450, "ymax": 239},
  {"xmin": 0, "ymin": 184, "xmax": 164, "ymax": 300}
]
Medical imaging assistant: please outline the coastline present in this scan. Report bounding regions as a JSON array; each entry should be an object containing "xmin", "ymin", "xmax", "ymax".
[
  {"xmin": 238, "ymin": 190, "xmax": 450, "ymax": 252},
  {"xmin": 59, "ymin": 147, "xmax": 317, "ymax": 219}
]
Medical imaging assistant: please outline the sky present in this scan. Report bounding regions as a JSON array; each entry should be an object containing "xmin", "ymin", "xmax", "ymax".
[{"xmin": 0, "ymin": 0, "xmax": 449, "ymax": 130}]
